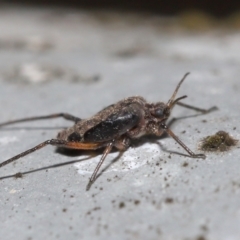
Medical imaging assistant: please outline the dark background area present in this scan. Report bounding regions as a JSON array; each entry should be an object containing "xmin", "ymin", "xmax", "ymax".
[{"xmin": 1, "ymin": 0, "xmax": 240, "ymax": 17}]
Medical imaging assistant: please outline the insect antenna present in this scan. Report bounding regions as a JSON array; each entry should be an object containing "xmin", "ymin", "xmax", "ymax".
[
  {"xmin": 167, "ymin": 73, "xmax": 218, "ymax": 114},
  {"xmin": 167, "ymin": 72, "xmax": 190, "ymax": 110}
]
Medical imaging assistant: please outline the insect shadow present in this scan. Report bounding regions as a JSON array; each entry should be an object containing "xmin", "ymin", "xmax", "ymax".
[
  {"xmin": 0, "ymin": 156, "xmax": 92, "ymax": 180},
  {"xmin": 0, "ymin": 151, "xmax": 124, "ymax": 184},
  {"xmin": 0, "ymin": 73, "xmax": 217, "ymax": 190}
]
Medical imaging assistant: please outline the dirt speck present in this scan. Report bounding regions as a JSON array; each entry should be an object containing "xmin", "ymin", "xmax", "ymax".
[
  {"xmin": 134, "ymin": 200, "xmax": 140, "ymax": 205},
  {"xmin": 119, "ymin": 202, "xmax": 125, "ymax": 209},
  {"xmin": 196, "ymin": 235, "xmax": 207, "ymax": 240},
  {"xmin": 165, "ymin": 197, "xmax": 174, "ymax": 204},
  {"xmin": 182, "ymin": 162, "xmax": 189, "ymax": 167},
  {"xmin": 14, "ymin": 172, "xmax": 23, "ymax": 179}
]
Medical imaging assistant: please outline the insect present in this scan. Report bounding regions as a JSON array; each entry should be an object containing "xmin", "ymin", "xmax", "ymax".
[{"xmin": 0, "ymin": 73, "xmax": 217, "ymax": 189}]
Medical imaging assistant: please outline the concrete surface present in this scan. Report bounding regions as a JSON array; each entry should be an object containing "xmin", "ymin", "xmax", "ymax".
[{"xmin": 0, "ymin": 6, "xmax": 240, "ymax": 240}]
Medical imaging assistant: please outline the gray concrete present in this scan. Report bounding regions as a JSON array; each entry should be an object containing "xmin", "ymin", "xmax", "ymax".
[{"xmin": 0, "ymin": 6, "xmax": 239, "ymax": 240}]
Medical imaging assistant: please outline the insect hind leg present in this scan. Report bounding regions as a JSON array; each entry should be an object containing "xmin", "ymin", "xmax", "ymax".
[
  {"xmin": 0, "ymin": 139, "xmax": 67, "ymax": 168},
  {"xmin": 0, "ymin": 140, "xmax": 103, "ymax": 168},
  {"xmin": 0, "ymin": 113, "xmax": 82, "ymax": 127}
]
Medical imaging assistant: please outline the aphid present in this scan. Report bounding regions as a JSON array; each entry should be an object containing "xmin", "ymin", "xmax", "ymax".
[{"xmin": 0, "ymin": 73, "xmax": 217, "ymax": 189}]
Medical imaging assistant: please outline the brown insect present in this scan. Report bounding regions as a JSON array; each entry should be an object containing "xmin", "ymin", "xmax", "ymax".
[{"xmin": 0, "ymin": 73, "xmax": 216, "ymax": 189}]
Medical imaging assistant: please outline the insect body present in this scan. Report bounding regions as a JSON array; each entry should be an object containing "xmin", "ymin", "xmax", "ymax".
[{"xmin": 0, "ymin": 73, "xmax": 216, "ymax": 189}]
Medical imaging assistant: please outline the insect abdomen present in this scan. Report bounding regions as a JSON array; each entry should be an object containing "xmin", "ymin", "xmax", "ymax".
[{"xmin": 84, "ymin": 105, "xmax": 142, "ymax": 142}]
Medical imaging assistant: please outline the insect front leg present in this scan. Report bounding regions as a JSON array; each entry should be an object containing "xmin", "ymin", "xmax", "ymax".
[
  {"xmin": 0, "ymin": 113, "xmax": 82, "ymax": 127},
  {"xmin": 160, "ymin": 123, "xmax": 206, "ymax": 159},
  {"xmin": 176, "ymin": 102, "xmax": 218, "ymax": 114}
]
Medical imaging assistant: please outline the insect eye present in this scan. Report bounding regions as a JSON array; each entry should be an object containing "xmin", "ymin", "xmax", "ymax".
[{"xmin": 153, "ymin": 108, "xmax": 164, "ymax": 118}]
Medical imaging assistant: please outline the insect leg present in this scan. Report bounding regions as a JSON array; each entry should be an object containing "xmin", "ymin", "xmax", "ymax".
[
  {"xmin": 0, "ymin": 140, "xmax": 103, "ymax": 168},
  {"xmin": 0, "ymin": 139, "xmax": 65, "ymax": 168},
  {"xmin": 176, "ymin": 102, "xmax": 218, "ymax": 114},
  {"xmin": 87, "ymin": 141, "xmax": 114, "ymax": 190},
  {"xmin": 0, "ymin": 113, "xmax": 82, "ymax": 127},
  {"xmin": 160, "ymin": 123, "xmax": 206, "ymax": 159}
]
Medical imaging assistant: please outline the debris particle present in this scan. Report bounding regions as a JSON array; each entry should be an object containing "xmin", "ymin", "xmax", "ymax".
[
  {"xmin": 199, "ymin": 131, "xmax": 238, "ymax": 152},
  {"xmin": 134, "ymin": 200, "xmax": 140, "ymax": 205},
  {"xmin": 182, "ymin": 162, "xmax": 189, "ymax": 167},
  {"xmin": 165, "ymin": 197, "xmax": 174, "ymax": 204},
  {"xmin": 14, "ymin": 172, "xmax": 23, "ymax": 179},
  {"xmin": 119, "ymin": 202, "xmax": 125, "ymax": 209}
]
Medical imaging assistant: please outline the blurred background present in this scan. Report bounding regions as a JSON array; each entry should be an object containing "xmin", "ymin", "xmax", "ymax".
[{"xmin": 1, "ymin": 0, "xmax": 240, "ymax": 17}]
